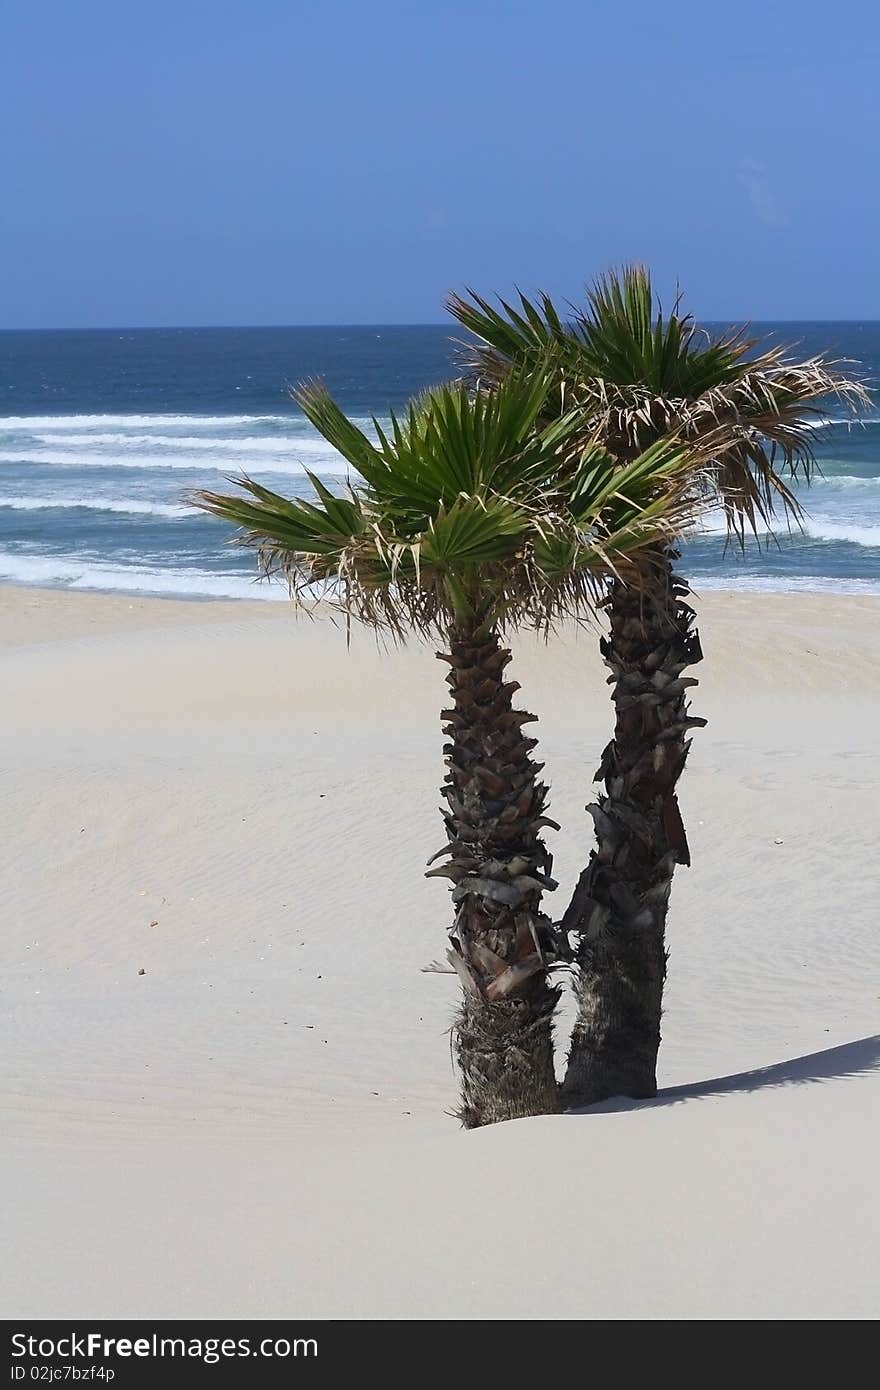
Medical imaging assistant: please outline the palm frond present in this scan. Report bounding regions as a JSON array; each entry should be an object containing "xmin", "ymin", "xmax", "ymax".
[
  {"xmin": 191, "ymin": 376, "xmax": 707, "ymax": 639},
  {"xmin": 447, "ymin": 265, "xmax": 873, "ymax": 538}
]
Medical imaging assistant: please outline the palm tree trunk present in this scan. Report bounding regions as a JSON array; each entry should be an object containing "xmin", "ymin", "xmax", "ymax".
[
  {"xmin": 430, "ymin": 621, "xmax": 561, "ymax": 1128},
  {"xmin": 561, "ymin": 550, "xmax": 705, "ymax": 1107}
]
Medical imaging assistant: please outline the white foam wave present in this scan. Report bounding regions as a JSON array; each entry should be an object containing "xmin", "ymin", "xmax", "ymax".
[
  {"xmin": 0, "ymin": 448, "xmax": 349, "ymax": 475},
  {"xmin": 690, "ymin": 574, "xmax": 880, "ymax": 596},
  {"xmin": 30, "ymin": 432, "xmax": 351, "ymax": 454},
  {"xmin": 4, "ymin": 549, "xmax": 877, "ymax": 601},
  {"xmin": 0, "ymin": 413, "xmax": 300, "ymax": 431},
  {"xmin": 0, "ymin": 495, "xmax": 194, "ymax": 518},
  {"xmin": 803, "ymin": 518, "xmax": 880, "ymax": 546},
  {"xmin": 1, "ymin": 410, "xmax": 875, "ymax": 433},
  {"xmin": 697, "ymin": 506, "xmax": 880, "ymax": 547},
  {"xmin": 813, "ymin": 474, "xmax": 880, "ymax": 487},
  {"xmin": 0, "ymin": 552, "xmax": 287, "ymax": 600}
]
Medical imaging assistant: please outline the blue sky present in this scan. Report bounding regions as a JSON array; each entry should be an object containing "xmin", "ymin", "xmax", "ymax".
[{"xmin": 2, "ymin": 0, "xmax": 878, "ymax": 327}]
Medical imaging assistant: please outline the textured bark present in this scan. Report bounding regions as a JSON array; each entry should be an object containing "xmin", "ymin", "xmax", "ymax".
[
  {"xmin": 561, "ymin": 551, "xmax": 705, "ymax": 1108},
  {"xmin": 430, "ymin": 622, "xmax": 562, "ymax": 1127}
]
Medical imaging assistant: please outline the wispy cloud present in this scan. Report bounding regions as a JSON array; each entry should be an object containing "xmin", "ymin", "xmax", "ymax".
[{"xmin": 737, "ymin": 159, "xmax": 787, "ymax": 229}]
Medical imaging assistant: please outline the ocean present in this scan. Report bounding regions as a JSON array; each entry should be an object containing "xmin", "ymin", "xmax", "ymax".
[{"xmin": 1, "ymin": 323, "xmax": 878, "ymax": 601}]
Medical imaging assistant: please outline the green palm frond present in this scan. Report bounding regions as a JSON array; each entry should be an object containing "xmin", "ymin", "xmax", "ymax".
[
  {"xmin": 192, "ymin": 373, "xmax": 705, "ymax": 638},
  {"xmin": 448, "ymin": 265, "xmax": 873, "ymax": 536},
  {"xmin": 448, "ymin": 287, "xmax": 576, "ymax": 382},
  {"xmin": 579, "ymin": 266, "xmax": 749, "ymax": 398},
  {"xmin": 297, "ymin": 368, "xmax": 567, "ymax": 511}
]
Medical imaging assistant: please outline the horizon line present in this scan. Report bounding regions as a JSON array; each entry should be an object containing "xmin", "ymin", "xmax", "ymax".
[{"xmin": 3, "ymin": 318, "xmax": 880, "ymax": 334}]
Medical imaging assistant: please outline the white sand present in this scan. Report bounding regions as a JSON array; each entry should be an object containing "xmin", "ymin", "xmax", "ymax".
[{"xmin": 2, "ymin": 584, "xmax": 879, "ymax": 1319}]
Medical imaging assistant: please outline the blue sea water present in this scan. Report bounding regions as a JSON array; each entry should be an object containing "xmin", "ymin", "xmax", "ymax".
[{"xmin": 0, "ymin": 323, "xmax": 878, "ymax": 600}]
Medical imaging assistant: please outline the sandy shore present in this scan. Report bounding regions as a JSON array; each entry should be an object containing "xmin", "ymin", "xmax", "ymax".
[{"xmin": 2, "ymin": 583, "xmax": 879, "ymax": 1319}]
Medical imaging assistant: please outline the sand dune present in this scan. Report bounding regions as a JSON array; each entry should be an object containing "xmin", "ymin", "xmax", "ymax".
[{"xmin": 2, "ymin": 585, "xmax": 879, "ymax": 1319}]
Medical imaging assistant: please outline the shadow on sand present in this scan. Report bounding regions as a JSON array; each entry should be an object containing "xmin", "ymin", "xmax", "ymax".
[{"xmin": 570, "ymin": 1033, "xmax": 880, "ymax": 1114}]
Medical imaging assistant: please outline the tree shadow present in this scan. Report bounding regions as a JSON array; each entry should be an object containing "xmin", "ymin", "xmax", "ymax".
[{"xmin": 569, "ymin": 1034, "xmax": 880, "ymax": 1114}]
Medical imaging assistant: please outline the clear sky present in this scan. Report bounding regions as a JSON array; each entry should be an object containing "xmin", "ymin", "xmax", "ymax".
[{"xmin": 2, "ymin": 0, "xmax": 878, "ymax": 327}]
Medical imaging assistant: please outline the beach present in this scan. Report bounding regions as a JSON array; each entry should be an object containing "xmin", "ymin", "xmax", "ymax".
[{"xmin": 2, "ymin": 583, "xmax": 879, "ymax": 1320}]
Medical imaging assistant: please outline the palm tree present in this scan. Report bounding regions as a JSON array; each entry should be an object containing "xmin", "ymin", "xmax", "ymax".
[
  {"xmin": 192, "ymin": 369, "xmax": 701, "ymax": 1126},
  {"xmin": 448, "ymin": 267, "xmax": 871, "ymax": 1107}
]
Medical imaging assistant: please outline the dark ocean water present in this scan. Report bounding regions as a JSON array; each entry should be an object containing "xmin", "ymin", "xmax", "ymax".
[{"xmin": 0, "ymin": 323, "xmax": 878, "ymax": 599}]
